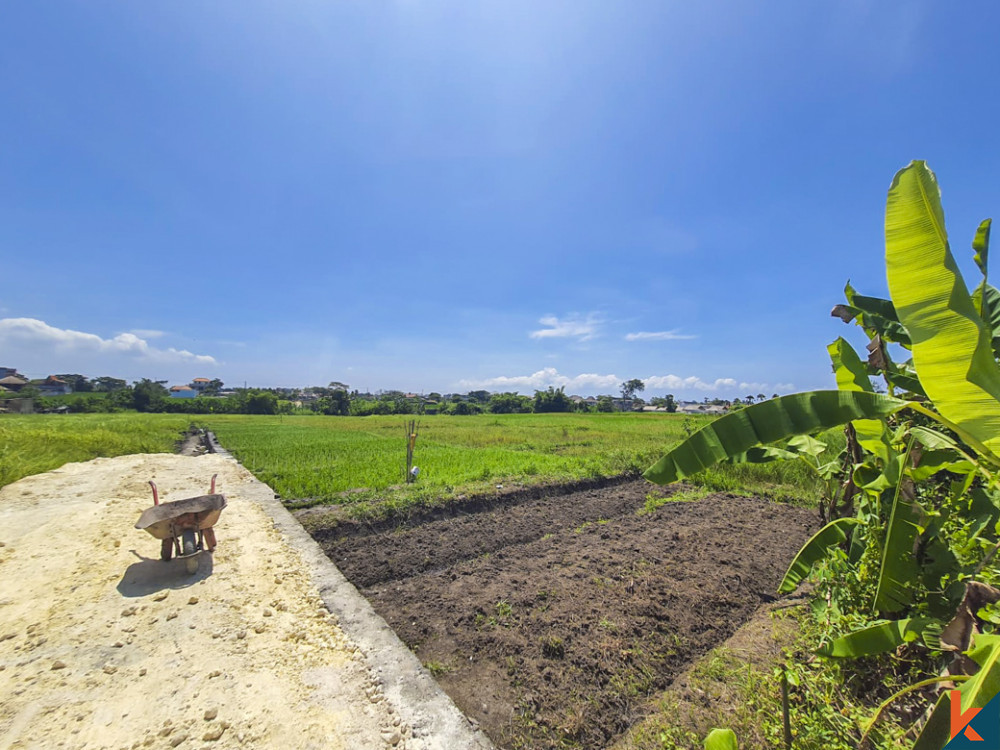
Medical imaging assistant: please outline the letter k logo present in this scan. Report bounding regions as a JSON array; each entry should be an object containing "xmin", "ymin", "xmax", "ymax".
[{"xmin": 951, "ymin": 690, "xmax": 984, "ymax": 741}]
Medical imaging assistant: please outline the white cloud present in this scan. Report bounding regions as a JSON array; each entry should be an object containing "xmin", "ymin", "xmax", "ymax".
[
  {"xmin": 459, "ymin": 369, "xmax": 759, "ymax": 395},
  {"xmin": 458, "ymin": 367, "xmax": 619, "ymax": 392},
  {"xmin": 624, "ymin": 330, "xmax": 697, "ymax": 342},
  {"xmin": 644, "ymin": 375, "xmax": 738, "ymax": 392},
  {"xmin": 0, "ymin": 318, "xmax": 217, "ymax": 365},
  {"xmin": 129, "ymin": 329, "xmax": 167, "ymax": 339},
  {"xmin": 738, "ymin": 382, "xmax": 768, "ymax": 392},
  {"xmin": 529, "ymin": 313, "xmax": 601, "ymax": 341},
  {"xmin": 774, "ymin": 382, "xmax": 795, "ymax": 392}
]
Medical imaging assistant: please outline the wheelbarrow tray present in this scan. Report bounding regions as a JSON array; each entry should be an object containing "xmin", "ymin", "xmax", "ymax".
[{"xmin": 135, "ymin": 494, "xmax": 227, "ymax": 540}]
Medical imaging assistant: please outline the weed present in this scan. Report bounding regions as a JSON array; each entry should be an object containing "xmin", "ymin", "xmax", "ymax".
[
  {"xmin": 423, "ymin": 660, "xmax": 452, "ymax": 676},
  {"xmin": 505, "ymin": 655, "xmax": 519, "ymax": 676},
  {"xmin": 541, "ymin": 635, "xmax": 565, "ymax": 659},
  {"xmin": 639, "ymin": 486, "xmax": 710, "ymax": 514}
]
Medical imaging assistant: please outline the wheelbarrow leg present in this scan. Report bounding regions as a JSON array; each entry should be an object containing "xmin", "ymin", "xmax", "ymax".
[
  {"xmin": 160, "ymin": 538, "xmax": 174, "ymax": 561},
  {"xmin": 203, "ymin": 527, "xmax": 217, "ymax": 552}
]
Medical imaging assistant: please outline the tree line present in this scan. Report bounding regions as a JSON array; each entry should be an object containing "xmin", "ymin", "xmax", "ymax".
[{"xmin": 24, "ymin": 379, "xmax": 685, "ymax": 417}]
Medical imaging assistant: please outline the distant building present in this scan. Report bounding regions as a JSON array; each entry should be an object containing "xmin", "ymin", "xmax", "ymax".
[
  {"xmin": 676, "ymin": 402, "xmax": 727, "ymax": 415},
  {"xmin": 170, "ymin": 385, "xmax": 197, "ymax": 399},
  {"xmin": 38, "ymin": 376, "xmax": 72, "ymax": 396},
  {"xmin": 190, "ymin": 378, "xmax": 212, "ymax": 393},
  {"xmin": 0, "ymin": 367, "xmax": 19, "ymax": 379},
  {"xmin": 0, "ymin": 375, "xmax": 28, "ymax": 392}
]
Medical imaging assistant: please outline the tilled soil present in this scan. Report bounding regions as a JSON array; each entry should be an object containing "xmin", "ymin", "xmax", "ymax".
[{"xmin": 307, "ymin": 480, "xmax": 817, "ymax": 749}]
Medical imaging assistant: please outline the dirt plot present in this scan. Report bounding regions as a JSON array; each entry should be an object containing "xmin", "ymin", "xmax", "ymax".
[{"xmin": 306, "ymin": 480, "xmax": 817, "ymax": 749}]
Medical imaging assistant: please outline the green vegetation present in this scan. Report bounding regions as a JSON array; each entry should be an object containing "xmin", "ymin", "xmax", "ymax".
[
  {"xmin": 196, "ymin": 412, "xmax": 822, "ymax": 513},
  {"xmin": 0, "ymin": 413, "xmax": 191, "ymax": 488},
  {"xmin": 423, "ymin": 660, "xmax": 453, "ymax": 676},
  {"xmin": 640, "ymin": 486, "xmax": 712, "ymax": 514},
  {"xmin": 0, "ymin": 410, "xmax": 824, "ymax": 507},
  {"xmin": 645, "ymin": 161, "xmax": 1000, "ymax": 747},
  {"xmin": 619, "ymin": 607, "xmax": 914, "ymax": 750}
]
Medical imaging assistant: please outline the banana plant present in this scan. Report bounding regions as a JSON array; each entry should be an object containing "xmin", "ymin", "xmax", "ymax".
[{"xmin": 645, "ymin": 161, "xmax": 1000, "ymax": 747}]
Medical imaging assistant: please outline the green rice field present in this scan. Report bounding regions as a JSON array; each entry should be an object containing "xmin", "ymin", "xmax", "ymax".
[
  {"xmin": 198, "ymin": 413, "xmax": 824, "ymax": 510},
  {"xmin": 1, "ymin": 412, "xmax": 825, "ymax": 512},
  {"xmin": 0, "ymin": 413, "xmax": 192, "ymax": 488}
]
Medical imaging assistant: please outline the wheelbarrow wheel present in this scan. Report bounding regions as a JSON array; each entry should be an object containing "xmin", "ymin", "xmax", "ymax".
[
  {"xmin": 181, "ymin": 529, "xmax": 199, "ymax": 575},
  {"xmin": 160, "ymin": 538, "xmax": 173, "ymax": 561}
]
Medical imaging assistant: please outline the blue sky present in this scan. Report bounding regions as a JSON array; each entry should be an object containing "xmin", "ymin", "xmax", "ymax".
[{"xmin": 2, "ymin": 2, "xmax": 998, "ymax": 397}]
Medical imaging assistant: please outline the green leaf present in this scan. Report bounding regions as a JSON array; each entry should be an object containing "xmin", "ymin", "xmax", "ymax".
[
  {"xmin": 874, "ymin": 469, "xmax": 921, "ymax": 613},
  {"xmin": 703, "ymin": 728, "xmax": 738, "ymax": 750},
  {"xmin": 817, "ymin": 617, "xmax": 940, "ymax": 659},
  {"xmin": 911, "ymin": 692, "xmax": 949, "ymax": 750},
  {"xmin": 643, "ymin": 391, "xmax": 907, "ymax": 485},
  {"xmin": 726, "ymin": 445, "xmax": 799, "ymax": 465},
  {"xmin": 727, "ymin": 434, "xmax": 830, "ymax": 466},
  {"xmin": 910, "ymin": 425, "xmax": 963, "ymax": 452},
  {"xmin": 909, "ymin": 448, "xmax": 974, "ymax": 481},
  {"xmin": 973, "ymin": 283, "xmax": 1000, "ymax": 359},
  {"xmin": 778, "ymin": 518, "xmax": 860, "ymax": 594},
  {"xmin": 785, "ymin": 434, "xmax": 828, "ymax": 457},
  {"xmin": 885, "ymin": 162, "xmax": 1000, "ymax": 459},
  {"xmin": 883, "ymin": 360, "xmax": 926, "ymax": 398},
  {"xmin": 973, "ymin": 217, "xmax": 992, "ymax": 279},
  {"xmin": 840, "ymin": 282, "xmax": 912, "ymax": 346},
  {"xmin": 827, "ymin": 337, "xmax": 889, "ymax": 460},
  {"xmin": 914, "ymin": 632, "xmax": 1000, "ymax": 749},
  {"xmin": 828, "ymin": 336, "xmax": 873, "ymax": 392}
]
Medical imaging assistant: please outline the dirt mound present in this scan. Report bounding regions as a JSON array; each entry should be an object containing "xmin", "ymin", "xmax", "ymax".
[{"xmin": 308, "ymin": 480, "xmax": 816, "ymax": 749}]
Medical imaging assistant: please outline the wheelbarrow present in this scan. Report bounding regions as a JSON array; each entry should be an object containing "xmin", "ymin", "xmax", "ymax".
[{"xmin": 135, "ymin": 474, "xmax": 227, "ymax": 575}]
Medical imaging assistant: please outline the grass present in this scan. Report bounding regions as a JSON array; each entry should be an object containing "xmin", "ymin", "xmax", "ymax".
[
  {"xmin": 0, "ymin": 413, "xmax": 192, "ymax": 489},
  {"xmin": 1, "ymin": 412, "xmax": 830, "ymax": 517},
  {"xmin": 639, "ymin": 486, "xmax": 712, "ymax": 514},
  {"xmin": 196, "ymin": 412, "xmax": 825, "ymax": 513},
  {"xmin": 423, "ymin": 660, "xmax": 453, "ymax": 676},
  {"xmin": 614, "ymin": 604, "xmax": 915, "ymax": 750}
]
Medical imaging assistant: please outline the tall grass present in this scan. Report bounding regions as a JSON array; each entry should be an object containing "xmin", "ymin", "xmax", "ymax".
[
  {"xmin": 199, "ymin": 413, "xmax": 826, "ymax": 509},
  {"xmin": 1, "ymin": 412, "xmax": 830, "ymax": 513},
  {"xmin": 0, "ymin": 414, "xmax": 191, "ymax": 488}
]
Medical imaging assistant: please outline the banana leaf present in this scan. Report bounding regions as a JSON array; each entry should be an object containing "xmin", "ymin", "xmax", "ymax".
[
  {"xmin": 909, "ymin": 449, "xmax": 974, "ymax": 481},
  {"xmin": 874, "ymin": 470, "xmax": 921, "ymax": 613},
  {"xmin": 972, "ymin": 283, "xmax": 1000, "ymax": 359},
  {"xmin": 817, "ymin": 617, "xmax": 941, "ymax": 659},
  {"xmin": 885, "ymin": 161, "xmax": 1000, "ymax": 460},
  {"xmin": 882, "ymin": 357, "xmax": 927, "ymax": 397},
  {"xmin": 643, "ymin": 391, "xmax": 907, "ymax": 485},
  {"xmin": 910, "ymin": 425, "xmax": 963, "ymax": 452},
  {"xmin": 973, "ymin": 217, "xmax": 991, "ymax": 280},
  {"xmin": 834, "ymin": 282, "xmax": 912, "ymax": 346},
  {"xmin": 828, "ymin": 337, "xmax": 889, "ymax": 460},
  {"xmin": 703, "ymin": 728, "xmax": 738, "ymax": 750},
  {"xmin": 914, "ymin": 632, "xmax": 1000, "ymax": 750},
  {"xmin": 785, "ymin": 434, "xmax": 828, "ymax": 457},
  {"xmin": 727, "ymin": 434, "xmax": 829, "ymax": 466},
  {"xmin": 778, "ymin": 517, "xmax": 860, "ymax": 594},
  {"xmin": 726, "ymin": 445, "xmax": 798, "ymax": 464}
]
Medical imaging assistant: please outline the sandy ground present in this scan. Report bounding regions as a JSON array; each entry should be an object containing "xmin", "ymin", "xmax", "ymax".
[{"xmin": 0, "ymin": 454, "xmax": 413, "ymax": 750}]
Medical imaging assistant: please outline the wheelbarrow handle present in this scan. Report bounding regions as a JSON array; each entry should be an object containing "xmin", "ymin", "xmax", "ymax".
[
  {"xmin": 149, "ymin": 480, "xmax": 159, "ymax": 506},
  {"xmin": 210, "ymin": 474, "xmax": 218, "ymax": 493}
]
